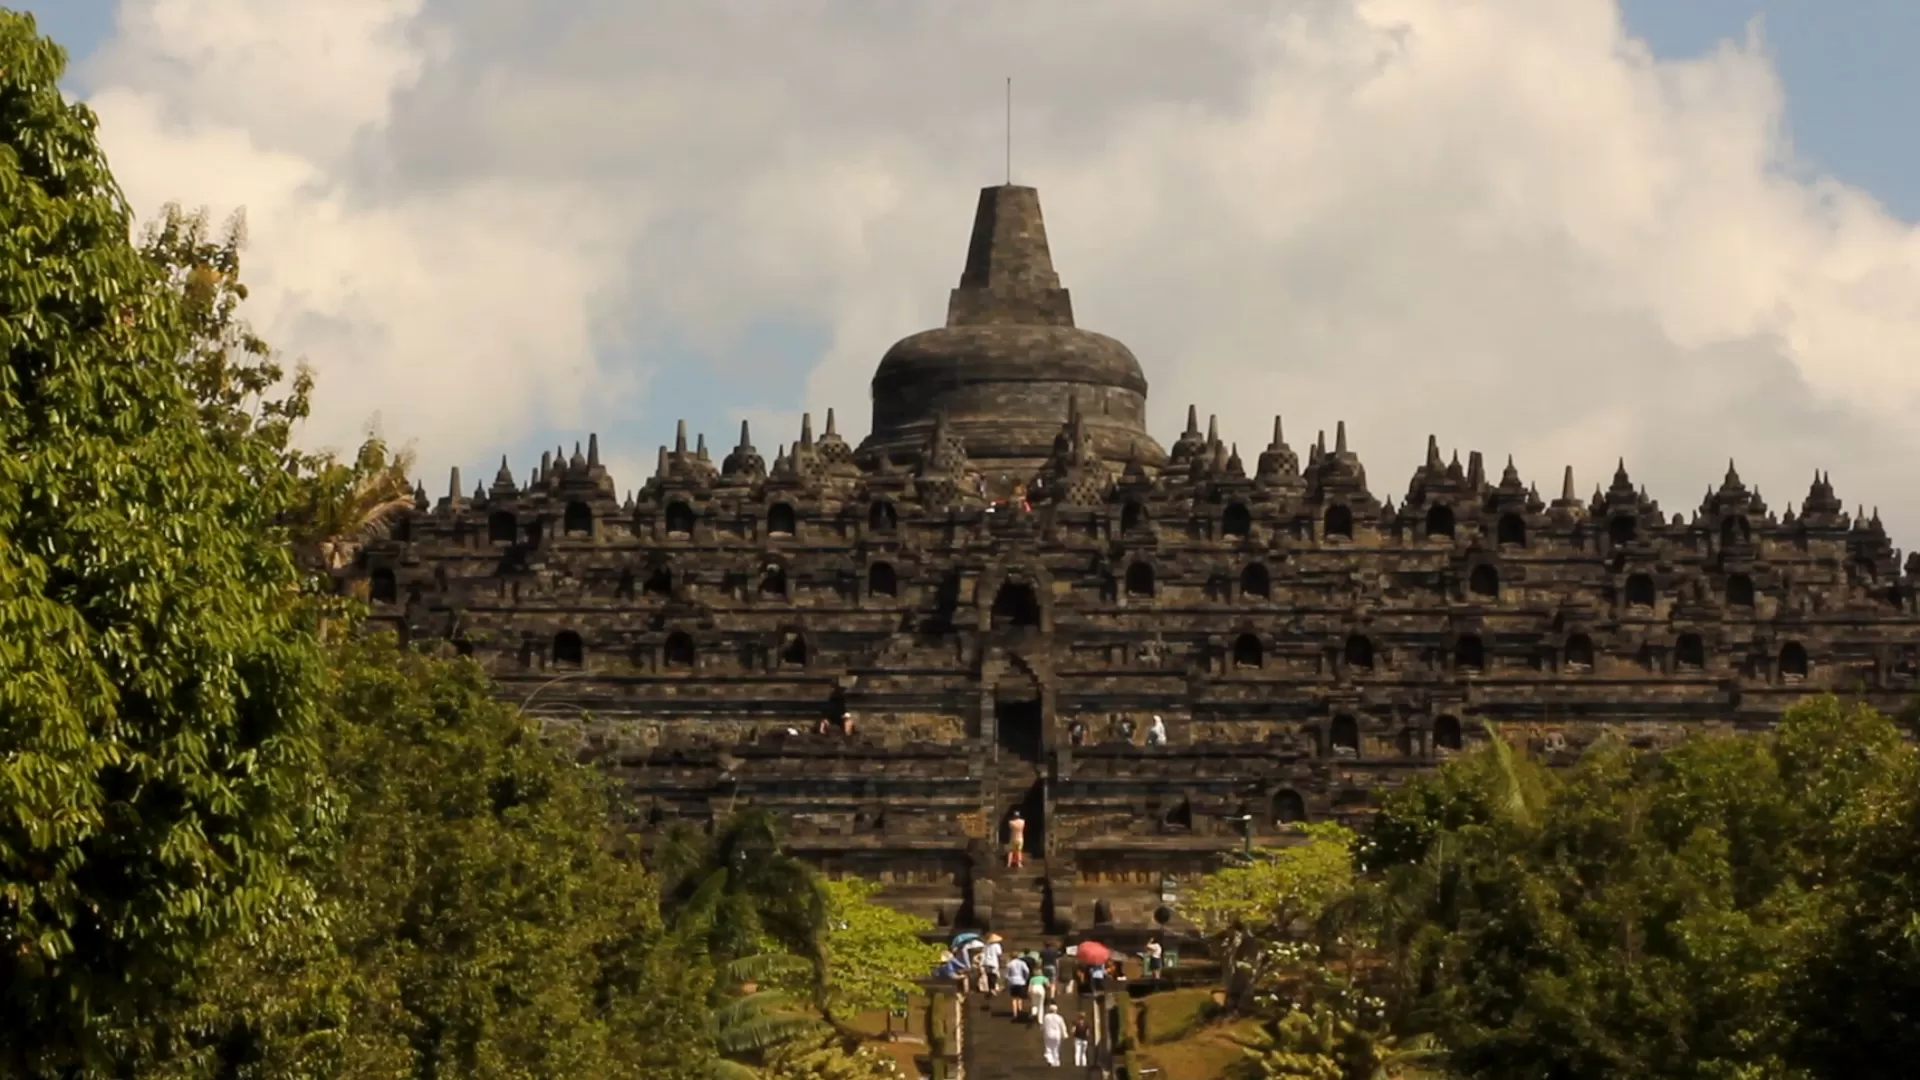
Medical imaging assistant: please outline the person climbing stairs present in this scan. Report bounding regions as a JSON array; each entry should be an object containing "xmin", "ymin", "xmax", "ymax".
[{"xmin": 963, "ymin": 992, "xmax": 1092, "ymax": 1078}]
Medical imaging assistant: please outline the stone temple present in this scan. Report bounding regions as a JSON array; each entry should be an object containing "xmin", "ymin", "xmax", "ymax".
[{"xmin": 344, "ymin": 184, "xmax": 1920, "ymax": 935}]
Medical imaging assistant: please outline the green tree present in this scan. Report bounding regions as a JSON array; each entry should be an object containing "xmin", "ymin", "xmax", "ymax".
[
  {"xmin": 1186, "ymin": 823, "xmax": 1357, "ymax": 1009},
  {"xmin": 104, "ymin": 634, "xmax": 719, "ymax": 1080},
  {"xmin": 137, "ymin": 204, "xmax": 313, "ymax": 473},
  {"xmin": 1237, "ymin": 1005, "xmax": 1446, "ymax": 1080},
  {"xmin": 654, "ymin": 809, "xmax": 829, "ymax": 968},
  {"xmin": 1362, "ymin": 697, "xmax": 1920, "ymax": 1080},
  {"xmin": 1774, "ymin": 697, "xmax": 1920, "ymax": 1076},
  {"xmin": 817, "ymin": 876, "xmax": 942, "ymax": 1023},
  {"xmin": 137, "ymin": 204, "xmax": 415, "ymax": 596},
  {"xmin": 0, "ymin": 14, "xmax": 331, "ymax": 1073},
  {"xmin": 311, "ymin": 633, "xmax": 715, "ymax": 1078}
]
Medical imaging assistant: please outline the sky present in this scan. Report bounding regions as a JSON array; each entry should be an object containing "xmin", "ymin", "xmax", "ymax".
[{"xmin": 19, "ymin": 1, "xmax": 1920, "ymax": 539}]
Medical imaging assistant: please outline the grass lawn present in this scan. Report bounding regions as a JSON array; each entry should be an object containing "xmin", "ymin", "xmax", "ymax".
[
  {"xmin": 1129, "ymin": 988, "xmax": 1263, "ymax": 1080},
  {"xmin": 1135, "ymin": 1014, "xmax": 1265, "ymax": 1080}
]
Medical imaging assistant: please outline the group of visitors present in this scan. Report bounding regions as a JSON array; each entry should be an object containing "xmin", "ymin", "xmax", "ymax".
[
  {"xmin": 1067, "ymin": 714, "xmax": 1173, "ymax": 748},
  {"xmin": 931, "ymin": 935, "xmax": 1113, "ymax": 1068}
]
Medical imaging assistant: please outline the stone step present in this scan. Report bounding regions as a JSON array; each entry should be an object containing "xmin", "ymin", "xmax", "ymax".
[{"xmin": 963, "ymin": 993, "xmax": 1092, "ymax": 1079}]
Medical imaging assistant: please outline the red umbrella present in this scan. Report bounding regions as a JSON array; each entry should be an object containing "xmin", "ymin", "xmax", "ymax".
[{"xmin": 1074, "ymin": 940, "xmax": 1111, "ymax": 967}]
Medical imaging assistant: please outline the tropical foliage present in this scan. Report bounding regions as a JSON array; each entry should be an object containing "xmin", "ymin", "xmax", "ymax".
[
  {"xmin": 1185, "ymin": 823, "xmax": 1355, "ymax": 1009},
  {"xmin": 0, "ymin": 15, "xmax": 935, "ymax": 1078},
  {"xmin": 819, "ymin": 876, "xmax": 944, "ymax": 1022},
  {"xmin": 1190, "ymin": 696, "xmax": 1920, "ymax": 1080},
  {"xmin": 0, "ymin": 16, "xmax": 331, "ymax": 1074}
]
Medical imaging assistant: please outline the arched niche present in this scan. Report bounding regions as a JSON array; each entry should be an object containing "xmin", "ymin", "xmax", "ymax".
[
  {"xmin": 1329, "ymin": 714, "xmax": 1361, "ymax": 755},
  {"xmin": 488, "ymin": 510, "xmax": 518, "ymax": 544},
  {"xmin": 664, "ymin": 500, "xmax": 696, "ymax": 537},
  {"xmin": 563, "ymin": 500, "xmax": 593, "ymax": 536},
  {"xmin": 663, "ymin": 631, "xmax": 695, "ymax": 670},
  {"xmin": 1497, "ymin": 513, "xmax": 1527, "ymax": 547},
  {"xmin": 1469, "ymin": 564, "xmax": 1500, "ymax": 599},
  {"xmin": 992, "ymin": 666, "xmax": 1046, "ymax": 763},
  {"xmin": 643, "ymin": 565, "xmax": 674, "ymax": 598},
  {"xmin": 868, "ymin": 500, "xmax": 898, "ymax": 534},
  {"xmin": 1125, "ymin": 562, "xmax": 1155, "ymax": 599},
  {"xmin": 369, "ymin": 568, "xmax": 397, "ymax": 604},
  {"xmin": 867, "ymin": 562, "xmax": 898, "ymax": 598},
  {"xmin": 1433, "ymin": 714, "xmax": 1463, "ymax": 752},
  {"xmin": 1121, "ymin": 500, "xmax": 1148, "ymax": 534},
  {"xmin": 757, "ymin": 563, "xmax": 788, "ymax": 599},
  {"xmin": 552, "ymin": 630, "xmax": 584, "ymax": 668},
  {"xmin": 1232, "ymin": 633, "xmax": 1263, "ymax": 669},
  {"xmin": 1720, "ymin": 515, "xmax": 1751, "ymax": 547},
  {"xmin": 1240, "ymin": 562, "xmax": 1271, "ymax": 600},
  {"xmin": 1609, "ymin": 514, "xmax": 1638, "ymax": 546},
  {"xmin": 1726, "ymin": 573, "xmax": 1755, "ymax": 609},
  {"xmin": 1324, "ymin": 503, "xmax": 1354, "ymax": 540},
  {"xmin": 1425, "ymin": 503, "xmax": 1455, "ymax": 540},
  {"xmin": 1624, "ymin": 573, "xmax": 1656, "ymax": 609},
  {"xmin": 1343, "ymin": 633, "xmax": 1375, "ymax": 671},
  {"xmin": 1222, "ymin": 503, "xmax": 1252, "ymax": 540},
  {"xmin": 1675, "ymin": 632, "xmax": 1706, "ymax": 670},
  {"xmin": 988, "ymin": 576, "xmax": 1044, "ymax": 631},
  {"xmin": 1272, "ymin": 789, "xmax": 1307, "ymax": 825},
  {"xmin": 1779, "ymin": 641, "xmax": 1808, "ymax": 681},
  {"xmin": 1455, "ymin": 634, "xmax": 1486, "ymax": 672},
  {"xmin": 1564, "ymin": 633, "xmax": 1595, "ymax": 671},
  {"xmin": 767, "ymin": 502, "xmax": 797, "ymax": 537},
  {"xmin": 778, "ymin": 630, "xmax": 809, "ymax": 668}
]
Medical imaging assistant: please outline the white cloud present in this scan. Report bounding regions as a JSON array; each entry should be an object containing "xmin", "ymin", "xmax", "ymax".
[{"xmin": 77, "ymin": 0, "xmax": 1920, "ymax": 538}]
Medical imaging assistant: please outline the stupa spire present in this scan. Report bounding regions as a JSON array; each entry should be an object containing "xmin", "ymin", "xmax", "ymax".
[{"xmin": 946, "ymin": 185, "xmax": 1073, "ymax": 328}]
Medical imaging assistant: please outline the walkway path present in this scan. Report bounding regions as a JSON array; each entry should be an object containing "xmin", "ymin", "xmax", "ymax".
[{"xmin": 962, "ymin": 986, "xmax": 1096, "ymax": 1079}]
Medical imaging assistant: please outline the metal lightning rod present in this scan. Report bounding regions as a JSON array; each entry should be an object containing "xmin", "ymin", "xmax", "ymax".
[{"xmin": 1005, "ymin": 76, "xmax": 1012, "ymax": 185}]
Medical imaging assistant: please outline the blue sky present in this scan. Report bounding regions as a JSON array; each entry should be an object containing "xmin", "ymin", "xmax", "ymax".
[{"xmin": 27, "ymin": 0, "xmax": 1920, "ymax": 221}]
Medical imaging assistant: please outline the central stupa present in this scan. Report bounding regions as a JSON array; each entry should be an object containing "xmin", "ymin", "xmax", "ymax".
[{"xmin": 857, "ymin": 185, "xmax": 1168, "ymax": 473}]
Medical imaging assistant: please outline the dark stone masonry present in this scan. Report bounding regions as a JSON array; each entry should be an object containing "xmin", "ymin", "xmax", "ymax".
[{"xmin": 344, "ymin": 184, "xmax": 1920, "ymax": 937}]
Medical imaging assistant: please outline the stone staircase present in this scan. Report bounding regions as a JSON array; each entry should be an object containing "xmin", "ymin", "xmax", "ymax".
[
  {"xmin": 963, "ymin": 991, "xmax": 1090, "ymax": 1078},
  {"xmin": 990, "ymin": 866, "xmax": 1052, "ymax": 938}
]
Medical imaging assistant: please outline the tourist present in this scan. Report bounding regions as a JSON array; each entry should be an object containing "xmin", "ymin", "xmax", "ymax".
[
  {"xmin": 934, "ymin": 949, "xmax": 964, "ymax": 982},
  {"xmin": 1040, "ymin": 1004, "xmax": 1069, "ymax": 1067},
  {"xmin": 1147, "ymin": 715, "xmax": 1168, "ymax": 746},
  {"xmin": 1040, "ymin": 940, "xmax": 1061, "ymax": 985},
  {"xmin": 1028, "ymin": 968, "xmax": 1049, "ymax": 1020},
  {"xmin": 1071, "ymin": 1013, "xmax": 1091, "ymax": 1066},
  {"xmin": 1007, "ymin": 811, "xmax": 1026, "ymax": 869},
  {"xmin": 1087, "ymin": 956, "xmax": 1106, "ymax": 994},
  {"xmin": 1006, "ymin": 952, "xmax": 1031, "ymax": 1019},
  {"xmin": 1145, "ymin": 936, "xmax": 1164, "ymax": 980},
  {"xmin": 1069, "ymin": 719, "xmax": 1086, "ymax": 746},
  {"xmin": 981, "ymin": 935, "xmax": 1004, "ymax": 995},
  {"xmin": 962, "ymin": 937, "xmax": 987, "ymax": 995}
]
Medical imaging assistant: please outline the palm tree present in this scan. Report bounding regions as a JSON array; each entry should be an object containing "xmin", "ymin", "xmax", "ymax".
[
  {"xmin": 290, "ymin": 435, "xmax": 417, "ymax": 578},
  {"xmin": 654, "ymin": 809, "xmax": 828, "ymax": 966}
]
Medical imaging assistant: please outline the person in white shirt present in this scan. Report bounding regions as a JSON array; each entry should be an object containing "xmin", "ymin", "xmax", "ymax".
[
  {"xmin": 1040, "ymin": 1005, "xmax": 1069, "ymax": 1066},
  {"xmin": 981, "ymin": 939, "xmax": 1004, "ymax": 994},
  {"xmin": 1147, "ymin": 715, "xmax": 1168, "ymax": 746},
  {"xmin": 1145, "ymin": 938, "xmax": 1164, "ymax": 979}
]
